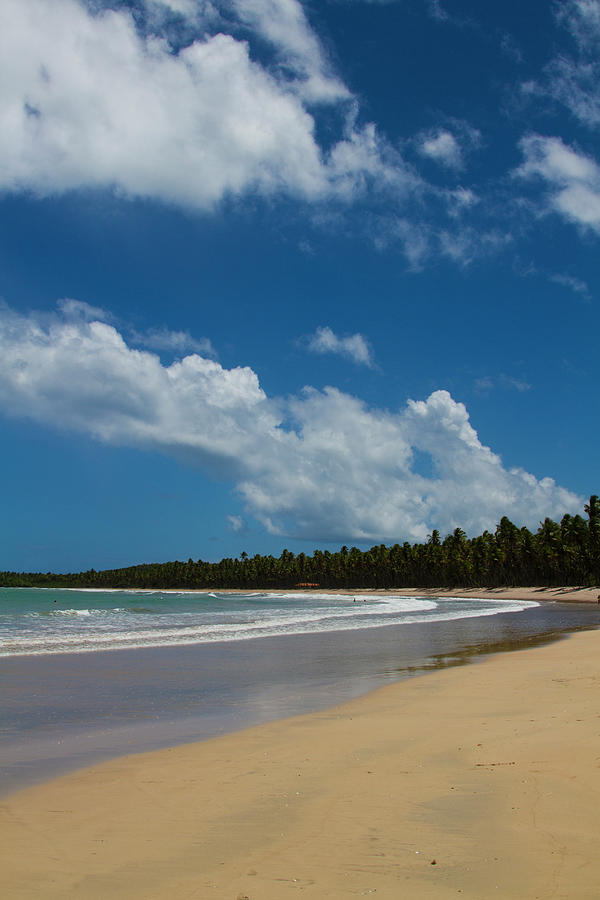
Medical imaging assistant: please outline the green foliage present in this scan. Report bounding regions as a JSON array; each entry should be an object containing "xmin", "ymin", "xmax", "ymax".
[{"xmin": 1, "ymin": 496, "xmax": 598, "ymax": 591}]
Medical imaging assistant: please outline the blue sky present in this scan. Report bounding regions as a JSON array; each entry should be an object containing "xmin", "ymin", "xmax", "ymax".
[{"xmin": 0, "ymin": 0, "xmax": 598, "ymax": 572}]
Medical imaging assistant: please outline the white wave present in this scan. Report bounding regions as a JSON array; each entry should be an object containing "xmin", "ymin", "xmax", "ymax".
[
  {"xmin": 0, "ymin": 596, "xmax": 538, "ymax": 658},
  {"xmin": 26, "ymin": 607, "xmax": 126, "ymax": 618},
  {"xmin": 434, "ymin": 596, "xmax": 539, "ymax": 607},
  {"xmin": 63, "ymin": 587, "xmax": 133, "ymax": 593},
  {"xmin": 52, "ymin": 608, "xmax": 92, "ymax": 617}
]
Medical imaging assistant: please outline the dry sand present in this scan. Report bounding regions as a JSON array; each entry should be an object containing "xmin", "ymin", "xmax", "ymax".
[
  {"xmin": 2, "ymin": 621, "xmax": 599, "ymax": 899},
  {"xmin": 374, "ymin": 586, "xmax": 600, "ymax": 603}
]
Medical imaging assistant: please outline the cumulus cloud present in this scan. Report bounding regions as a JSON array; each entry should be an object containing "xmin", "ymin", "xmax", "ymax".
[
  {"xmin": 304, "ymin": 326, "xmax": 375, "ymax": 368},
  {"xmin": 145, "ymin": 0, "xmax": 347, "ymax": 109},
  {"xmin": 57, "ymin": 298, "xmax": 111, "ymax": 322},
  {"xmin": 0, "ymin": 0, "xmax": 420, "ymax": 212},
  {"xmin": 0, "ymin": 301, "xmax": 581, "ymax": 542},
  {"xmin": 0, "ymin": 0, "xmax": 502, "ymax": 268},
  {"xmin": 516, "ymin": 134, "xmax": 600, "ymax": 231},
  {"xmin": 51, "ymin": 301, "xmax": 216, "ymax": 357},
  {"xmin": 230, "ymin": 0, "xmax": 349, "ymax": 103},
  {"xmin": 0, "ymin": 0, "xmax": 334, "ymax": 206}
]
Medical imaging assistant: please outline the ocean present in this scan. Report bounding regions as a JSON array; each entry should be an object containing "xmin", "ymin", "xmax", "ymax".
[{"xmin": 0, "ymin": 587, "xmax": 542, "ymax": 657}]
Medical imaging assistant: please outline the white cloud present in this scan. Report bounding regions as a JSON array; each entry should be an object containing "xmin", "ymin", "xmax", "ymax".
[
  {"xmin": 328, "ymin": 121, "xmax": 420, "ymax": 200},
  {"xmin": 504, "ymin": 376, "xmax": 532, "ymax": 392},
  {"xmin": 527, "ymin": 1, "xmax": 600, "ymax": 128},
  {"xmin": 0, "ymin": 301, "xmax": 581, "ymax": 542},
  {"xmin": 0, "ymin": 0, "xmax": 422, "ymax": 214},
  {"xmin": 544, "ymin": 63, "xmax": 600, "ymax": 130},
  {"xmin": 373, "ymin": 217, "xmax": 431, "ymax": 269},
  {"xmin": 227, "ymin": 514, "xmax": 246, "ymax": 532},
  {"xmin": 416, "ymin": 121, "xmax": 481, "ymax": 172},
  {"xmin": 146, "ymin": 0, "xmax": 217, "ymax": 17},
  {"xmin": 475, "ymin": 374, "xmax": 532, "ymax": 393},
  {"xmin": 550, "ymin": 272, "xmax": 591, "ymax": 298},
  {"xmin": 419, "ymin": 130, "xmax": 462, "ymax": 169},
  {"xmin": 550, "ymin": 273, "xmax": 590, "ymax": 300},
  {"xmin": 137, "ymin": 0, "xmax": 219, "ymax": 25},
  {"xmin": 516, "ymin": 135, "xmax": 600, "ymax": 232},
  {"xmin": 131, "ymin": 326, "xmax": 216, "ymax": 357},
  {"xmin": 231, "ymin": 0, "xmax": 349, "ymax": 103},
  {"xmin": 426, "ymin": 0, "xmax": 449, "ymax": 22},
  {"xmin": 57, "ymin": 298, "xmax": 111, "ymax": 322},
  {"xmin": 546, "ymin": 59, "xmax": 600, "ymax": 129},
  {"xmin": 438, "ymin": 225, "xmax": 510, "ymax": 267},
  {"xmin": 305, "ymin": 326, "xmax": 375, "ymax": 368},
  {"xmin": 0, "ymin": 0, "xmax": 335, "ymax": 206},
  {"xmin": 556, "ymin": 0, "xmax": 600, "ymax": 51},
  {"xmin": 144, "ymin": 0, "xmax": 346, "ymax": 108},
  {"xmin": 0, "ymin": 0, "xmax": 499, "ymax": 268},
  {"xmin": 444, "ymin": 187, "xmax": 479, "ymax": 216}
]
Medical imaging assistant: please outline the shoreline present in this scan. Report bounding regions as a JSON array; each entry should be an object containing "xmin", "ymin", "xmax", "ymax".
[
  {"xmin": 5, "ymin": 584, "xmax": 598, "ymax": 603},
  {"xmin": 1, "ymin": 626, "xmax": 599, "ymax": 898},
  {"xmin": 223, "ymin": 585, "xmax": 600, "ymax": 603},
  {"xmin": 128, "ymin": 584, "xmax": 599, "ymax": 603},
  {"xmin": 348, "ymin": 585, "xmax": 600, "ymax": 603},
  {"xmin": 168, "ymin": 584, "xmax": 600, "ymax": 603}
]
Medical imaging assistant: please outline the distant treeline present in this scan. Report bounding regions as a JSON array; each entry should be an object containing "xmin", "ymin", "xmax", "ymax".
[{"xmin": 2, "ymin": 496, "xmax": 599, "ymax": 591}]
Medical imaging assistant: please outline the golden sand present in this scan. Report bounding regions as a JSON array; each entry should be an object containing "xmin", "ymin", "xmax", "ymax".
[{"xmin": 1, "ymin": 625, "xmax": 599, "ymax": 898}]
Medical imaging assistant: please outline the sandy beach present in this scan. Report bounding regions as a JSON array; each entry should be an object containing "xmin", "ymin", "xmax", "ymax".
[
  {"xmin": 1, "ymin": 617, "xmax": 599, "ymax": 899},
  {"xmin": 214, "ymin": 585, "xmax": 600, "ymax": 603},
  {"xmin": 371, "ymin": 585, "xmax": 600, "ymax": 603}
]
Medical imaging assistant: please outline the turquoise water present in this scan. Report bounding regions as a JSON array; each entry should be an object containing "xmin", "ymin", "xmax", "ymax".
[{"xmin": 0, "ymin": 587, "xmax": 539, "ymax": 657}]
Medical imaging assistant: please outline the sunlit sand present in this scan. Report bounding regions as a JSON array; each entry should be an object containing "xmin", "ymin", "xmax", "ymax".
[{"xmin": 1, "ymin": 621, "xmax": 599, "ymax": 898}]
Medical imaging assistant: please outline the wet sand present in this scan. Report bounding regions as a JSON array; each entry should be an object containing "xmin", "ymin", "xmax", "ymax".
[{"xmin": 1, "ymin": 624, "xmax": 599, "ymax": 898}]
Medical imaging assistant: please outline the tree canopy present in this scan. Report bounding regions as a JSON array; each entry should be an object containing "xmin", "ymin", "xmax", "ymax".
[{"xmin": 2, "ymin": 497, "xmax": 598, "ymax": 591}]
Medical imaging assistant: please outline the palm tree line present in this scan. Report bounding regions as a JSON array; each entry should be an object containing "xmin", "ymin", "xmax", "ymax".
[{"xmin": 2, "ymin": 496, "xmax": 598, "ymax": 591}]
